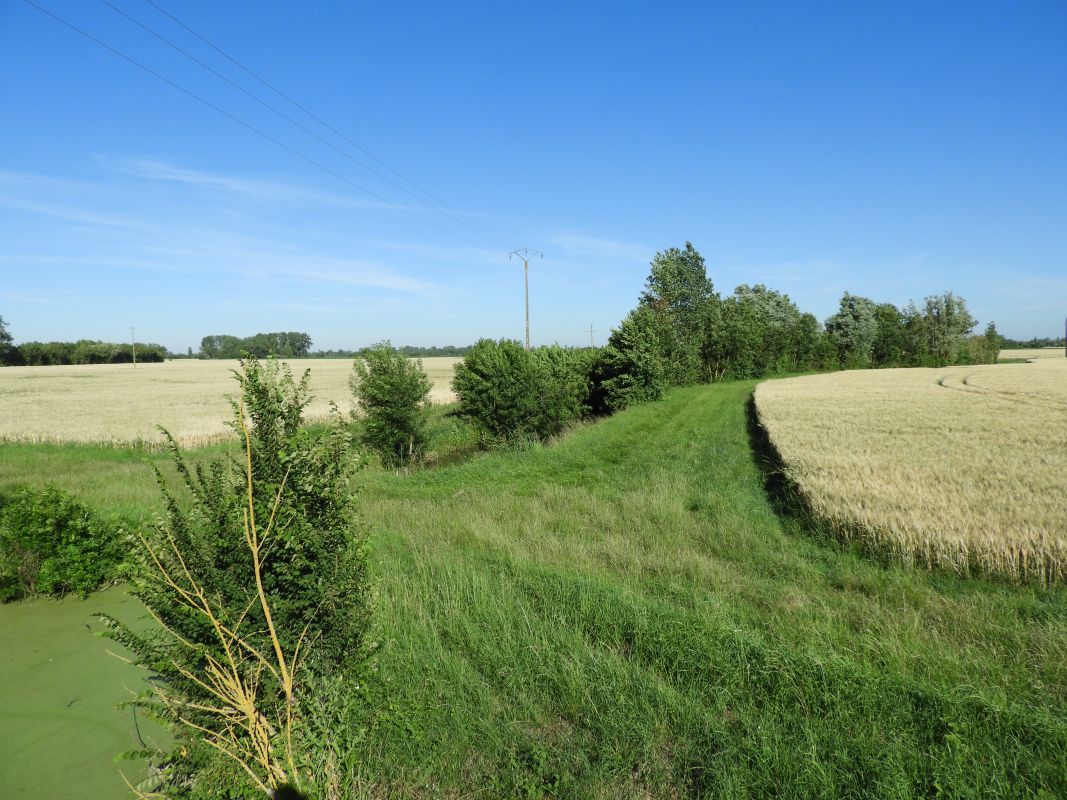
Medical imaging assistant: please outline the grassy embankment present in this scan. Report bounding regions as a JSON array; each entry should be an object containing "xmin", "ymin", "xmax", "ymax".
[{"xmin": 1, "ymin": 381, "xmax": 1065, "ymax": 797}]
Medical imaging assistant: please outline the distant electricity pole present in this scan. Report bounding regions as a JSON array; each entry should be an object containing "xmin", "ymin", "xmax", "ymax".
[
  {"xmin": 587, "ymin": 324, "xmax": 595, "ymax": 348},
  {"xmin": 509, "ymin": 248, "xmax": 542, "ymax": 350},
  {"xmin": 130, "ymin": 326, "xmax": 137, "ymax": 368}
]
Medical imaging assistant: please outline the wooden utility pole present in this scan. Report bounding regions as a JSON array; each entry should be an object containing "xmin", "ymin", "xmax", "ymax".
[
  {"xmin": 509, "ymin": 248, "xmax": 542, "ymax": 349},
  {"xmin": 130, "ymin": 326, "xmax": 136, "ymax": 368}
]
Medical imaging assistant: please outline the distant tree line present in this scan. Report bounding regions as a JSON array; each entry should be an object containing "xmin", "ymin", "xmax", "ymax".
[
  {"xmin": 599, "ymin": 243, "xmax": 1003, "ymax": 409},
  {"xmin": 2, "ymin": 338, "xmax": 167, "ymax": 366},
  {"xmin": 437, "ymin": 243, "xmax": 1010, "ymax": 444},
  {"xmin": 308, "ymin": 344, "xmax": 473, "ymax": 359},
  {"xmin": 1000, "ymin": 335, "xmax": 1065, "ymax": 349},
  {"xmin": 0, "ymin": 313, "xmax": 170, "ymax": 365},
  {"xmin": 199, "ymin": 331, "xmax": 313, "ymax": 359}
]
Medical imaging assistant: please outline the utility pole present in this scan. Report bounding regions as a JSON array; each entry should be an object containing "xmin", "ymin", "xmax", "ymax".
[
  {"xmin": 130, "ymin": 326, "xmax": 136, "ymax": 368},
  {"xmin": 587, "ymin": 324, "xmax": 595, "ymax": 348},
  {"xmin": 509, "ymin": 248, "xmax": 542, "ymax": 349}
]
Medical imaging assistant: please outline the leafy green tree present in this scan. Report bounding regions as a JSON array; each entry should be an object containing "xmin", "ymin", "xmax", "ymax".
[
  {"xmin": 0, "ymin": 314, "xmax": 13, "ymax": 365},
  {"xmin": 825, "ymin": 293, "xmax": 878, "ymax": 368},
  {"xmin": 351, "ymin": 342, "xmax": 433, "ymax": 466},
  {"xmin": 707, "ymin": 291, "xmax": 763, "ymax": 379},
  {"xmin": 965, "ymin": 321, "xmax": 1003, "ymax": 365},
  {"xmin": 921, "ymin": 291, "xmax": 977, "ymax": 365},
  {"xmin": 703, "ymin": 285, "xmax": 808, "ymax": 379},
  {"xmin": 640, "ymin": 242, "xmax": 717, "ymax": 385},
  {"xmin": 870, "ymin": 302, "xmax": 908, "ymax": 366},
  {"xmin": 201, "ymin": 332, "xmax": 314, "ymax": 359},
  {"xmin": 592, "ymin": 306, "xmax": 669, "ymax": 411},
  {"xmin": 984, "ymin": 321, "xmax": 1003, "ymax": 357},
  {"xmin": 786, "ymin": 312, "xmax": 823, "ymax": 371}
]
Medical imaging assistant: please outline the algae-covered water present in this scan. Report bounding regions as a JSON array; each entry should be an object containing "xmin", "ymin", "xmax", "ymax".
[{"xmin": 0, "ymin": 586, "xmax": 164, "ymax": 798}]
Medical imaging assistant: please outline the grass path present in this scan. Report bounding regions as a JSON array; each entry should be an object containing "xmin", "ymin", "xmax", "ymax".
[{"xmin": 354, "ymin": 381, "xmax": 1066, "ymax": 797}]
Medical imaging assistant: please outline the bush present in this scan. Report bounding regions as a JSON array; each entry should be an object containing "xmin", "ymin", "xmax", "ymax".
[
  {"xmin": 351, "ymin": 341, "xmax": 433, "ymax": 467},
  {"xmin": 590, "ymin": 306, "xmax": 669, "ymax": 413},
  {"xmin": 453, "ymin": 340, "xmax": 591, "ymax": 443},
  {"xmin": 530, "ymin": 345, "xmax": 595, "ymax": 433},
  {"xmin": 104, "ymin": 357, "xmax": 369, "ymax": 796},
  {"xmin": 0, "ymin": 485, "xmax": 126, "ymax": 601}
]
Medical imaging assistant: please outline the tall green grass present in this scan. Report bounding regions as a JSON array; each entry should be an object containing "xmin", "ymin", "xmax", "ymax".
[
  {"xmin": 1, "ymin": 382, "xmax": 1064, "ymax": 797},
  {"xmin": 350, "ymin": 381, "xmax": 1066, "ymax": 797}
]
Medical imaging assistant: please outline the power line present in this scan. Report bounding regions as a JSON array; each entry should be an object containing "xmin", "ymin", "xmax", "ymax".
[
  {"xmin": 21, "ymin": 0, "xmax": 489, "ymax": 251},
  {"xmin": 141, "ymin": 0, "xmax": 517, "ymax": 250},
  {"xmin": 98, "ymin": 0, "xmax": 515, "ymax": 250}
]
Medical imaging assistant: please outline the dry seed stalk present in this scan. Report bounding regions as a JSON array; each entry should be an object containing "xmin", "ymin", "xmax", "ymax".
[{"xmin": 130, "ymin": 401, "xmax": 310, "ymax": 795}]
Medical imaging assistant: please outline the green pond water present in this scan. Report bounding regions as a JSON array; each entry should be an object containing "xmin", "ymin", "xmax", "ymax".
[{"xmin": 0, "ymin": 586, "xmax": 164, "ymax": 798}]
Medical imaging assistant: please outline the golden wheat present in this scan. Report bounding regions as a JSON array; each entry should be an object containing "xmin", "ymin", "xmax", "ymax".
[
  {"xmin": 0, "ymin": 357, "xmax": 459, "ymax": 448},
  {"xmin": 998, "ymin": 347, "xmax": 1065, "ymax": 362},
  {"xmin": 753, "ymin": 359, "xmax": 1067, "ymax": 583}
]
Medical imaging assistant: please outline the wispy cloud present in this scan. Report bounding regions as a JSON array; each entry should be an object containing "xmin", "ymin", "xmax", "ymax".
[
  {"xmin": 549, "ymin": 233, "xmax": 653, "ymax": 263},
  {"xmin": 95, "ymin": 155, "xmax": 458, "ymax": 220},
  {"xmin": 99, "ymin": 155, "xmax": 350, "ymax": 204},
  {"xmin": 0, "ymin": 164, "xmax": 449, "ymax": 297}
]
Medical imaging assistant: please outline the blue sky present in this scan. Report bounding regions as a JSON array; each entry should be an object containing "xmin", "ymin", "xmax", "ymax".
[{"xmin": 2, "ymin": 0, "xmax": 1065, "ymax": 352}]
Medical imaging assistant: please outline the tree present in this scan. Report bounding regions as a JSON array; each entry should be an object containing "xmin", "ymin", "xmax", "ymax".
[
  {"xmin": 640, "ymin": 242, "xmax": 717, "ymax": 385},
  {"xmin": 825, "ymin": 293, "xmax": 878, "ymax": 368},
  {"xmin": 591, "ymin": 306, "xmax": 669, "ymax": 412},
  {"xmin": 984, "ymin": 321, "xmax": 1003, "ymax": 357},
  {"xmin": 870, "ymin": 303, "xmax": 908, "ymax": 366},
  {"xmin": 703, "ymin": 284, "xmax": 806, "ymax": 379},
  {"xmin": 0, "ymin": 314, "xmax": 16, "ymax": 366},
  {"xmin": 966, "ymin": 321, "xmax": 1002, "ymax": 365},
  {"xmin": 920, "ymin": 291, "xmax": 977, "ymax": 366},
  {"xmin": 786, "ymin": 312, "xmax": 823, "ymax": 371},
  {"xmin": 351, "ymin": 342, "xmax": 433, "ymax": 466}
]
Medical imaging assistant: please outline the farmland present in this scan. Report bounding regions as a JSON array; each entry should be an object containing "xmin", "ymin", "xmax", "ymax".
[
  {"xmin": 998, "ymin": 347, "xmax": 1064, "ymax": 361},
  {"xmin": 1, "ymin": 380, "xmax": 1064, "ymax": 797},
  {"xmin": 0, "ymin": 357, "xmax": 459, "ymax": 448},
  {"xmin": 754, "ymin": 358, "xmax": 1067, "ymax": 583}
]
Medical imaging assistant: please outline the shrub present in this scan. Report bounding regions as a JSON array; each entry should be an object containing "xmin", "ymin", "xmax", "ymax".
[
  {"xmin": 104, "ymin": 357, "xmax": 369, "ymax": 797},
  {"xmin": 590, "ymin": 306, "xmax": 669, "ymax": 413},
  {"xmin": 0, "ymin": 485, "xmax": 125, "ymax": 601},
  {"xmin": 531, "ymin": 345, "xmax": 595, "ymax": 432},
  {"xmin": 453, "ymin": 340, "xmax": 591, "ymax": 443},
  {"xmin": 350, "ymin": 341, "xmax": 433, "ymax": 467}
]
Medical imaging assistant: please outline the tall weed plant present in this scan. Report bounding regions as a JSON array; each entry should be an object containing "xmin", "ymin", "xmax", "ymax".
[{"xmin": 104, "ymin": 358, "xmax": 369, "ymax": 798}]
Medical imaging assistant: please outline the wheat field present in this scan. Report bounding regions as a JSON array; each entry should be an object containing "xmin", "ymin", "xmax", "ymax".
[
  {"xmin": 0, "ymin": 358, "xmax": 460, "ymax": 448},
  {"xmin": 998, "ymin": 347, "xmax": 1065, "ymax": 361},
  {"xmin": 754, "ymin": 359, "xmax": 1067, "ymax": 583}
]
